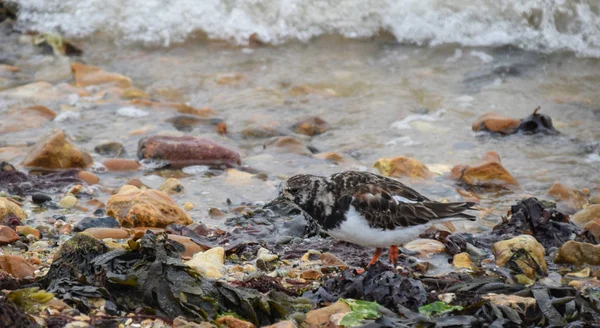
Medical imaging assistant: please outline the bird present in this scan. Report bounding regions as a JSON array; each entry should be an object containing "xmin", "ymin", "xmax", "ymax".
[{"xmin": 266, "ymin": 171, "xmax": 476, "ymax": 268}]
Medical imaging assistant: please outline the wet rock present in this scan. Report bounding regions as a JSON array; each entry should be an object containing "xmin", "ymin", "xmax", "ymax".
[
  {"xmin": 23, "ymin": 130, "xmax": 93, "ymax": 169},
  {"xmin": 492, "ymin": 235, "xmax": 547, "ymax": 279},
  {"xmin": 404, "ymin": 238, "xmax": 446, "ymax": 257},
  {"xmin": 166, "ymin": 115, "xmax": 227, "ymax": 134},
  {"xmin": 450, "ymin": 151, "xmax": 518, "ymax": 187},
  {"xmin": 138, "ymin": 135, "xmax": 241, "ymax": 168},
  {"xmin": 216, "ymin": 315, "xmax": 255, "ymax": 328},
  {"xmin": 32, "ymin": 192, "xmax": 52, "ymax": 205},
  {"xmin": 548, "ymin": 182, "xmax": 589, "ymax": 212},
  {"xmin": 16, "ymin": 226, "xmax": 41, "ymax": 240},
  {"xmin": 304, "ymin": 300, "xmax": 351, "ymax": 327},
  {"xmin": 73, "ymin": 216, "xmax": 119, "ymax": 232},
  {"xmin": 290, "ymin": 116, "xmax": 330, "ymax": 136},
  {"xmin": 570, "ymin": 204, "xmax": 600, "ymax": 229},
  {"xmin": 0, "ymin": 255, "xmax": 36, "ymax": 279},
  {"xmin": 77, "ymin": 171, "xmax": 99, "ymax": 185},
  {"xmin": 94, "ymin": 142, "xmax": 127, "ymax": 158},
  {"xmin": 373, "ymin": 156, "xmax": 433, "ymax": 179},
  {"xmin": 159, "ymin": 178, "xmax": 184, "ymax": 194},
  {"xmin": 59, "ymin": 194, "xmax": 78, "ymax": 208},
  {"xmin": 472, "ymin": 113, "xmax": 520, "ymax": 134},
  {"xmin": 320, "ymin": 252, "xmax": 348, "ymax": 270},
  {"xmin": 0, "ymin": 105, "xmax": 57, "ymax": 135},
  {"xmin": 452, "ymin": 252, "xmax": 472, "ymax": 269},
  {"xmin": 102, "ymin": 159, "xmax": 141, "ymax": 171},
  {"xmin": 555, "ymin": 241, "xmax": 600, "ymax": 265},
  {"xmin": 0, "ymin": 197, "xmax": 26, "ymax": 221},
  {"xmin": 263, "ymin": 136, "xmax": 314, "ymax": 155},
  {"xmin": 106, "ymin": 185, "xmax": 192, "ymax": 228},
  {"xmin": 71, "ymin": 62, "xmax": 132, "ymax": 88},
  {"xmin": 518, "ymin": 106, "xmax": 559, "ymax": 135},
  {"xmin": 0, "ymin": 225, "xmax": 19, "ymax": 245},
  {"xmin": 313, "ymin": 152, "xmax": 344, "ymax": 163},
  {"xmin": 185, "ymin": 247, "xmax": 225, "ymax": 278},
  {"xmin": 82, "ymin": 227, "xmax": 130, "ymax": 240},
  {"xmin": 261, "ymin": 321, "xmax": 297, "ymax": 328}
]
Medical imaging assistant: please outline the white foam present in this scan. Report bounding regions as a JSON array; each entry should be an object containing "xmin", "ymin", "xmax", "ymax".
[
  {"xmin": 14, "ymin": 0, "xmax": 600, "ymax": 57},
  {"xmin": 116, "ymin": 106, "xmax": 148, "ymax": 118},
  {"xmin": 391, "ymin": 110, "xmax": 445, "ymax": 130},
  {"xmin": 470, "ymin": 50, "xmax": 494, "ymax": 63}
]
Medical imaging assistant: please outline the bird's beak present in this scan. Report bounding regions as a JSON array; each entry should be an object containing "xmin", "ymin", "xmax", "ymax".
[{"xmin": 263, "ymin": 194, "xmax": 288, "ymax": 209}]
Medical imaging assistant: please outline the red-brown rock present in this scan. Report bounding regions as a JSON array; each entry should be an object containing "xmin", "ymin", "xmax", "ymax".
[
  {"xmin": 0, "ymin": 255, "xmax": 36, "ymax": 279},
  {"xmin": 138, "ymin": 135, "xmax": 241, "ymax": 168},
  {"xmin": 472, "ymin": 113, "xmax": 521, "ymax": 134},
  {"xmin": 0, "ymin": 225, "xmax": 19, "ymax": 245}
]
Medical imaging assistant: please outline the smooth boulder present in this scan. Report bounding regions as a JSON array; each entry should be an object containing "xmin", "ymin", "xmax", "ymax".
[
  {"xmin": 106, "ymin": 185, "xmax": 192, "ymax": 228},
  {"xmin": 138, "ymin": 135, "xmax": 241, "ymax": 168}
]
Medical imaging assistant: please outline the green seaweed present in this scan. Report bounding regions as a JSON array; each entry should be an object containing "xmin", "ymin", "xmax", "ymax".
[{"xmin": 418, "ymin": 301, "xmax": 464, "ymax": 316}]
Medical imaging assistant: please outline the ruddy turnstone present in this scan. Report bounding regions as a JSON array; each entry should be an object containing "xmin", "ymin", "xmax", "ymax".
[{"xmin": 267, "ymin": 171, "xmax": 476, "ymax": 267}]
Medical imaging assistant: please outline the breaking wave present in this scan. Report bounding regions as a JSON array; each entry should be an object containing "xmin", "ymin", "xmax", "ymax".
[{"xmin": 14, "ymin": 0, "xmax": 600, "ymax": 57}]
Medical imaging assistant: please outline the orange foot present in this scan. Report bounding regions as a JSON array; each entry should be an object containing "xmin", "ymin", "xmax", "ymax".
[
  {"xmin": 389, "ymin": 245, "xmax": 399, "ymax": 268},
  {"xmin": 367, "ymin": 247, "xmax": 383, "ymax": 267}
]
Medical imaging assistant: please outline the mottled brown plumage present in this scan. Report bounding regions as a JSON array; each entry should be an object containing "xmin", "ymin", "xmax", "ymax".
[
  {"xmin": 275, "ymin": 171, "xmax": 474, "ymax": 230},
  {"xmin": 268, "ymin": 171, "xmax": 476, "ymax": 267}
]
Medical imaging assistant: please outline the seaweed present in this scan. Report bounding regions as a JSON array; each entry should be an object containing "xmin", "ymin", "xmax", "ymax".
[{"xmin": 38, "ymin": 231, "xmax": 310, "ymax": 326}]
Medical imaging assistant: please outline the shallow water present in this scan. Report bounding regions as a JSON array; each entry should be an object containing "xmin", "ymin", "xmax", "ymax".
[{"xmin": 1, "ymin": 25, "xmax": 600, "ymax": 231}]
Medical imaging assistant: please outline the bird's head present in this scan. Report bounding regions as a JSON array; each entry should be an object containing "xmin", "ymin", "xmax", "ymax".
[{"xmin": 265, "ymin": 174, "xmax": 326, "ymax": 209}]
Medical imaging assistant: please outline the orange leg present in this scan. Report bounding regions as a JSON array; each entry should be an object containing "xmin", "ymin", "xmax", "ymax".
[
  {"xmin": 368, "ymin": 248, "xmax": 383, "ymax": 266},
  {"xmin": 389, "ymin": 245, "xmax": 399, "ymax": 268}
]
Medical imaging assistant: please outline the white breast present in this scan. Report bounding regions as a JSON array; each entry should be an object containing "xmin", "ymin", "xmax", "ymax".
[{"xmin": 326, "ymin": 207, "xmax": 433, "ymax": 248}]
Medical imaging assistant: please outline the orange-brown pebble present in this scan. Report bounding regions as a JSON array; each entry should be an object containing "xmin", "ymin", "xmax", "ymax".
[
  {"xmin": 78, "ymin": 171, "xmax": 100, "ymax": 185},
  {"xmin": 82, "ymin": 228, "xmax": 131, "ymax": 240},
  {"xmin": 103, "ymin": 158, "xmax": 141, "ymax": 171}
]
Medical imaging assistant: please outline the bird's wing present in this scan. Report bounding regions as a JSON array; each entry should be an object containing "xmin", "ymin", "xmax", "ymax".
[
  {"xmin": 347, "ymin": 184, "xmax": 474, "ymax": 230},
  {"xmin": 330, "ymin": 171, "xmax": 430, "ymax": 202}
]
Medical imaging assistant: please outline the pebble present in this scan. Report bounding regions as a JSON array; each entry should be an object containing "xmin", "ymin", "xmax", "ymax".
[
  {"xmin": 74, "ymin": 216, "xmax": 120, "ymax": 232},
  {"xmin": 257, "ymin": 247, "xmax": 278, "ymax": 262},
  {"xmin": 59, "ymin": 194, "xmax": 78, "ymax": 208},
  {"xmin": 32, "ymin": 193, "xmax": 52, "ymax": 205},
  {"xmin": 184, "ymin": 202, "xmax": 195, "ymax": 211},
  {"xmin": 78, "ymin": 171, "xmax": 100, "ymax": 185}
]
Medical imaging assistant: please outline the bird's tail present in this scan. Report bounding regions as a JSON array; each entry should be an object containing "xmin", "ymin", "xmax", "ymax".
[{"xmin": 423, "ymin": 201, "xmax": 477, "ymax": 220}]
